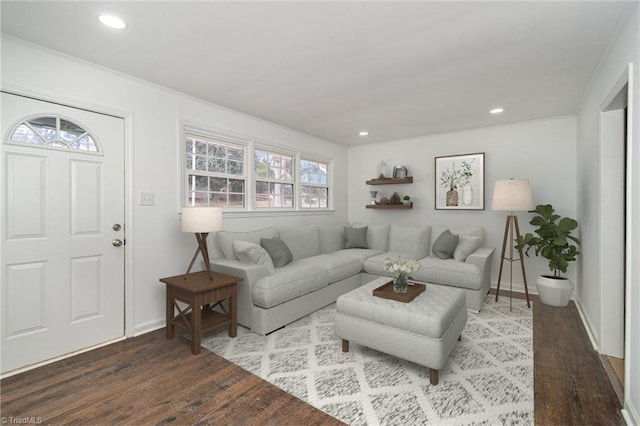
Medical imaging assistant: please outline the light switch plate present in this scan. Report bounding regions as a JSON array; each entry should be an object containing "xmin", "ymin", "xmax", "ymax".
[{"xmin": 140, "ymin": 192, "xmax": 155, "ymax": 206}]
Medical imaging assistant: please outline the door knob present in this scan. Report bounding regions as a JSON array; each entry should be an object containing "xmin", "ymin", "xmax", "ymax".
[{"xmin": 112, "ymin": 239, "xmax": 123, "ymax": 247}]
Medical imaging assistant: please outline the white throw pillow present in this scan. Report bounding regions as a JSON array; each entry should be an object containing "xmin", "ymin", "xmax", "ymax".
[
  {"xmin": 233, "ymin": 240, "xmax": 275, "ymax": 273},
  {"xmin": 453, "ymin": 235, "xmax": 481, "ymax": 262}
]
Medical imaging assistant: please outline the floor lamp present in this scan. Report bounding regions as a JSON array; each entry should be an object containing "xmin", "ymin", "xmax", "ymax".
[
  {"xmin": 181, "ymin": 207, "xmax": 223, "ymax": 280},
  {"xmin": 492, "ymin": 179, "xmax": 533, "ymax": 309}
]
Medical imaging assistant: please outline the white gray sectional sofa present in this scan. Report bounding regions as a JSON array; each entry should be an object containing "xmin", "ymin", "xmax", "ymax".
[{"xmin": 210, "ymin": 223, "xmax": 494, "ymax": 335}]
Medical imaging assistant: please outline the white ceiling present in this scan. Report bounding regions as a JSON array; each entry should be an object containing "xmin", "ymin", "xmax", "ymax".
[{"xmin": 1, "ymin": 1, "xmax": 635, "ymax": 145}]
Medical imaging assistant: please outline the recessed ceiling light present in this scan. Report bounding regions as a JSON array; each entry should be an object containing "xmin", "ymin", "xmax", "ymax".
[
  {"xmin": 358, "ymin": 131, "xmax": 369, "ymax": 136},
  {"xmin": 98, "ymin": 14, "xmax": 127, "ymax": 30},
  {"xmin": 490, "ymin": 108, "xmax": 504, "ymax": 114}
]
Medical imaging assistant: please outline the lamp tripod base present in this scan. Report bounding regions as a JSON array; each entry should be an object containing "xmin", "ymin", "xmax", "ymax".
[
  {"xmin": 495, "ymin": 214, "xmax": 530, "ymax": 309},
  {"xmin": 185, "ymin": 232, "xmax": 214, "ymax": 280}
]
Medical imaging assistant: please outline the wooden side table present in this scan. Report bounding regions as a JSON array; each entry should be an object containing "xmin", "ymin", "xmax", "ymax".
[{"xmin": 160, "ymin": 270, "xmax": 242, "ymax": 355}]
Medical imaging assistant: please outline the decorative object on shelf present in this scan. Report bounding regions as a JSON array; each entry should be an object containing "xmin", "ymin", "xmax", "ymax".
[
  {"xmin": 392, "ymin": 165, "xmax": 408, "ymax": 179},
  {"xmin": 492, "ymin": 178, "xmax": 533, "ymax": 310},
  {"xmin": 435, "ymin": 152, "xmax": 485, "ymax": 210},
  {"xmin": 376, "ymin": 160, "xmax": 389, "ymax": 179},
  {"xmin": 384, "ymin": 257, "xmax": 420, "ymax": 293},
  {"xmin": 390, "ymin": 191, "xmax": 401, "ymax": 205},
  {"xmin": 403, "ymin": 195, "xmax": 411, "ymax": 206},
  {"xmin": 369, "ymin": 190, "xmax": 378, "ymax": 205},
  {"xmin": 379, "ymin": 197, "xmax": 390, "ymax": 205},
  {"xmin": 515, "ymin": 204, "xmax": 581, "ymax": 307},
  {"xmin": 181, "ymin": 206, "xmax": 223, "ymax": 280}
]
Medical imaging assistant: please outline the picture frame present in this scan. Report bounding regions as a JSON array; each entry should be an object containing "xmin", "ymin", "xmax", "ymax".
[
  {"xmin": 392, "ymin": 165, "xmax": 408, "ymax": 179},
  {"xmin": 434, "ymin": 152, "xmax": 485, "ymax": 210}
]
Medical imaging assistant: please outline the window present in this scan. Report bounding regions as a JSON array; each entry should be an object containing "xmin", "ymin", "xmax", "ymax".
[
  {"xmin": 184, "ymin": 132, "xmax": 245, "ymax": 207},
  {"xmin": 183, "ymin": 126, "xmax": 331, "ymax": 211},
  {"xmin": 7, "ymin": 116, "xmax": 99, "ymax": 153},
  {"xmin": 300, "ymin": 158, "xmax": 329, "ymax": 208},
  {"xmin": 254, "ymin": 148, "xmax": 294, "ymax": 208}
]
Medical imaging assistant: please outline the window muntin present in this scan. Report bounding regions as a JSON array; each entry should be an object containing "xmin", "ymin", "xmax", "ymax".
[
  {"xmin": 300, "ymin": 158, "xmax": 329, "ymax": 209},
  {"xmin": 8, "ymin": 116, "xmax": 98, "ymax": 152},
  {"xmin": 254, "ymin": 148, "xmax": 294, "ymax": 208},
  {"xmin": 185, "ymin": 133, "xmax": 246, "ymax": 207}
]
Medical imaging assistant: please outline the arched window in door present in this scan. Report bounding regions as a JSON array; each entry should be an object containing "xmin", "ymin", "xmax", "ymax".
[{"xmin": 6, "ymin": 115, "xmax": 100, "ymax": 153}]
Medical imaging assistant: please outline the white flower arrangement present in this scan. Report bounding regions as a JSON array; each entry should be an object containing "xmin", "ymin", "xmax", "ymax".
[{"xmin": 384, "ymin": 257, "xmax": 420, "ymax": 278}]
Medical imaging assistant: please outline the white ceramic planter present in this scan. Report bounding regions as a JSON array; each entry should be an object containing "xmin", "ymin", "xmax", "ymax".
[{"xmin": 535, "ymin": 275, "xmax": 573, "ymax": 307}]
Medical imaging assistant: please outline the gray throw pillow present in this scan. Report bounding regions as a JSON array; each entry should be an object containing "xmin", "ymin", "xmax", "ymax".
[
  {"xmin": 432, "ymin": 230, "xmax": 459, "ymax": 259},
  {"xmin": 344, "ymin": 226, "xmax": 369, "ymax": 249},
  {"xmin": 260, "ymin": 237, "xmax": 293, "ymax": 267}
]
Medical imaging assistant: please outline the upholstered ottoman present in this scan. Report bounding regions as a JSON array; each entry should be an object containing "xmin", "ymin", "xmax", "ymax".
[{"xmin": 334, "ymin": 277, "xmax": 467, "ymax": 385}]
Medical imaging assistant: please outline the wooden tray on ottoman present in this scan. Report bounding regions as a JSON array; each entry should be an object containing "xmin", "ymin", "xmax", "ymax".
[{"xmin": 373, "ymin": 280, "xmax": 426, "ymax": 303}]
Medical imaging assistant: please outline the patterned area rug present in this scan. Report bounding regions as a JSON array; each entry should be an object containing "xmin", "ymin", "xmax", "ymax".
[{"xmin": 201, "ymin": 294, "xmax": 533, "ymax": 425}]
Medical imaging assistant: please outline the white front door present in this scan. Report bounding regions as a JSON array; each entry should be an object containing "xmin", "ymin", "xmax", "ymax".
[{"xmin": 1, "ymin": 92, "xmax": 125, "ymax": 374}]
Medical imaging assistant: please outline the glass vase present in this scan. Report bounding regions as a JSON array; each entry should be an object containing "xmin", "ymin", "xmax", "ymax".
[{"xmin": 393, "ymin": 274, "xmax": 408, "ymax": 293}]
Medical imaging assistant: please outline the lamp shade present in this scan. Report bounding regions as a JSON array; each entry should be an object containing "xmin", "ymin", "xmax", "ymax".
[
  {"xmin": 181, "ymin": 207, "xmax": 223, "ymax": 233},
  {"xmin": 492, "ymin": 179, "xmax": 533, "ymax": 211}
]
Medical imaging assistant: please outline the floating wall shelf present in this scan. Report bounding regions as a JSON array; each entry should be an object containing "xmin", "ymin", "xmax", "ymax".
[
  {"xmin": 366, "ymin": 203, "xmax": 413, "ymax": 210},
  {"xmin": 366, "ymin": 177, "xmax": 413, "ymax": 185}
]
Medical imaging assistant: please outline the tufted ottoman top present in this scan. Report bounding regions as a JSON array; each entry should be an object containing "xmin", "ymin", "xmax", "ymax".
[{"xmin": 336, "ymin": 277, "xmax": 466, "ymax": 339}]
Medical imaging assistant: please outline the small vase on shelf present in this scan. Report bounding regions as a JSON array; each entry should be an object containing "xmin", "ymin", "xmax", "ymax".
[{"xmin": 393, "ymin": 274, "xmax": 408, "ymax": 293}]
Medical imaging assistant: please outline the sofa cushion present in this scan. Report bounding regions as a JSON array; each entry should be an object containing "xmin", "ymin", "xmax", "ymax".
[
  {"xmin": 432, "ymin": 229, "xmax": 459, "ymax": 259},
  {"xmin": 252, "ymin": 263, "xmax": 330, "ymax": 308},
  {"xmin": 260, "ymin": 237, "xmax": 293, "ymax": 267},
  {"xmin": 388, "ymin": 224, "xmax": 431, "ymax": 258},
  {"xmin": 344, "ymin": 226, "xmax": 369, "ymax": 249},
  {"xmin": 366, "ymin": 224, "xmax": 390, "ymax": 251},
  {"xmin": 233, "ymin": 241, "xmax": 275, "ymax": 273},
  {"xmin": 453, "ymin": 235, "xmax": 481, "ymax": 262},
  {"xmin": 334, "ymin": 248, "xmax": 384, "ymax": 262},
  {"xmin": 279, "ymin": 225, "xmax": 321, "ymax": 260},
  {"xmin": 298, "ymin": 254, "xmax": 363, "ymax": 283},
  {"xmin": 318, "ymin": 223, "xmax": 348, "ymax": 253},
  {"xmin": 216, "ymin": 227, "xmax": 278, "ymax": 260},
  {"xmin": 413, "ymin": 257, "xmax": 482, "ymax": 290}
]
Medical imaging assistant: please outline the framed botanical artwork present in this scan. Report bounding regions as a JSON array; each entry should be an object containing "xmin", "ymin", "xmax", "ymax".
[{"xmin": 435, "ymin": 152, "xmax": 485, "ymax": 210}]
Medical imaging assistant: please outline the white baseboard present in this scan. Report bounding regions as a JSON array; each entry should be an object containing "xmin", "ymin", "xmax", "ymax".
[
  {"xmin": 490, "ymin": 281, "xmax": 538, "ymax": 297},
  {"xmin": 134, "ymin": 319, "xmax": 165, "ymax": 336},
  {"xmin": 573, "ymin": 298, "xmax": 600, "ymax": 352},
  {"xmin": 623, "ymin": 400, "xmax": 639, "ymax": 426}
]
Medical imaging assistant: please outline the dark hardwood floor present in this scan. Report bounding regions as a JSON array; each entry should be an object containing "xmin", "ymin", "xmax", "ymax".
[
  {"xmin": 534, "ymin": 296, "xmax": 625, "ymax": 425},
  {"xmin": 0, "ymin": 330, "xmax": 344, "ymax": 425},
  {"xmin": 1, "ymin": 294, "xmax": 625, "ymax": 425}
]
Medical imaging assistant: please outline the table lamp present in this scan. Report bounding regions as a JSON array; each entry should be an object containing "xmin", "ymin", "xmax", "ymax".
[
  {"xmin": 181, "ymin": 206, "xmax": 223, "ymax": 280},
  {"xmin": 492, "ymin": 178, "xmax": 533, "ymax": 309}
]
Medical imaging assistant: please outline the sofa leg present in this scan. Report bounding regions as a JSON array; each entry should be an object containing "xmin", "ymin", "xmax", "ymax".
[
  {"xmin": 430, "ymin": 369, "xmax": 439, "ymax": 385},
  {"xmin": 342, "ymin": 339, "xmax": 349, "ymax": 352}
]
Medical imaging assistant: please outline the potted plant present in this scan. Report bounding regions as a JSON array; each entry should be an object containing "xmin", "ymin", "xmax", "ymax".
[
  {"xmin": 516, "ymin": 204, "xmax": 581, "ymax": 306},
  {"xmin": 403, "ymin": 195, "xmax": 412, "ymax": 207}
]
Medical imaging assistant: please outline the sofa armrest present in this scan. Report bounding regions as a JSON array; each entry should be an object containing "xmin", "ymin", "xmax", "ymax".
[
  {"xmin": 210, "ymin": 258, "xmax": 271, "ymax": 286},
  {"xmin": 209, "ymin": 258, "xmax": 272, "ymax": 329},
  {"xmin": 465, "ymin": 247, "xmax": 495, "ymax": 294}
]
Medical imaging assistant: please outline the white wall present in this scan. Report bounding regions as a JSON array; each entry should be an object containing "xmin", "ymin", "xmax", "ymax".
[
  {"xmin": 347, "ymin": 116, "xmax": 578, "ymax": 293},
  {"xmin": 1, "ymin": 36, "xmax": 350, "ymax": 335},
  {"xmin": 576, "ymin": 3, "xmax": 640, "ymax": 423}
]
